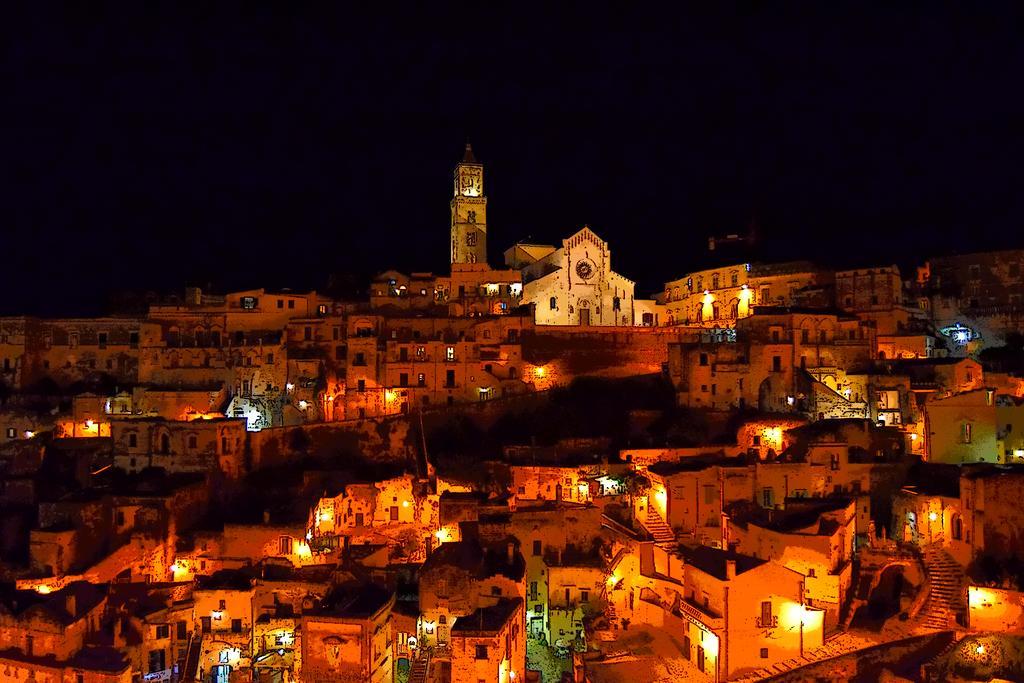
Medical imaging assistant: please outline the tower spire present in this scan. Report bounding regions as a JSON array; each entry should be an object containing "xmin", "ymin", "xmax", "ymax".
[{"xmin": 463, "ymin": 140, "xmax": 477, "ymax": 164}]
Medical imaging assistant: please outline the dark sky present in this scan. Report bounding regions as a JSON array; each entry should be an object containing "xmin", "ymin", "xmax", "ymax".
[{"xmin": 4, "ymin": 5, "xmax": 1023, "ymax": 316}]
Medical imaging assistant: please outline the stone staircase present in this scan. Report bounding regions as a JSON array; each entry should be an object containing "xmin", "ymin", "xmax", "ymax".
[
  {"xmin": 643, "ymin": 509, "xmax": 676, "ymax": 547},
  {"xmin": 410, "ymin": 651, "xmax": 431, "ymax": 683},
  {"xmin": 918, "ymin": 543, "xmax": 966, "ymax": 630}
]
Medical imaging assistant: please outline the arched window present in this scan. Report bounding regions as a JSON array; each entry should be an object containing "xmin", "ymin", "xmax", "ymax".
[
  {"xmin": 951, "ymin": 514, "xmax": 963, "ymax": 541},
  {"xmin": 159, "ymin": 433, "xmax": 170, "ymax": 455},
  {"xmin": 549, "ymin": 297, "xmax": 557, "ymax": 310}
]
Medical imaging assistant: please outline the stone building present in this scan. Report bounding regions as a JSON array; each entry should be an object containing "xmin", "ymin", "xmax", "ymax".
[
  {"xmin": 0, "ymin": 316, "xmax": 145, "ymax": 390},
  {"xmin": 726, "ymin": 497, "xmax": 856, "ymax": 631},
  {"xmin": 673, "ymin": 544, "xmax": 824, "ymax": 681},
  {"xmin": 0, "ymin": 581, "xmax": 130, "ymax": 682},
  {"xmin": 509, "ymin": 226, "xmax": 643, "ymax": 327},
  {"xmin": 663, "ymin": 260, "xmax": 825, "ymax": 328},
  {"xmin": 668, "ymin": 308, "xmax": 874, "ymax": 414},
  {"xmin": 916, "ymin": 249, "xmax": 1024, "ymax": 350},
  {"xmin": 194, "ymin": 569, "xmax": 257, "ymax": 681},
  {"xmin": 417, "ymin": 538, "xmax": 525, "ymax": 651},
  {"xmin": 342, "ymin": 313, "xmax": 533, "ymax": 419},
  {"xmin": 835, "ymin": 265, "xmax": 903, "ymax": 313},
  {"xmin": 924, "ymin": 388, "xmax": 1024, "ymax": 464},
  {"xmin": 450, "ymin": 143, "xmax": 488, "ymax": 268},
  {"xmin": 111, "ymin": 416, "xmax": 248, "ymax": 478},
  {"xmin": 301, "ymin": 582, "xmax": 395, "ymax": 683},
  {"xmin": 448, "ymin": 597, "xmax": 525, "ymax": 683}
]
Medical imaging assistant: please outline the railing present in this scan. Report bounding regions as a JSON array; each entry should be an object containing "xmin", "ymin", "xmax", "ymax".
[
  {"xmin": 756, "ymin": 615, "xmax": 779, "ymax": 629},
  {"xmin": 679, "ymin": 596, "xmax": 724, "ymax": 629}
]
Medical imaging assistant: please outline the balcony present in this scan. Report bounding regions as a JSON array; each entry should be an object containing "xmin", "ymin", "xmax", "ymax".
[
  {"xmin": 755, "ymin": 615, "xmax": 779, "ymax": 629},
  {"xmin": 679, "ymin": 596, "xmax": 724, "ymax": 630}
]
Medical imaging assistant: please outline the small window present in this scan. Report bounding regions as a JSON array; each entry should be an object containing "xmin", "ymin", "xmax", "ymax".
[
  {"xmin": 241, "ymin": 296, "xmax": 258, "ymax": 310},
  {"xmin": 699, "ymin": 353, "xmax": 708, "ymax": 366},
  {"xmin": 962, "ymin": 422, "xmax": 972, "ymax": 444},
  {"xmin": 760, "ymin": 648, "xmax": 769, "ymax": 659},
  {"xmin": 156, "ymin": 624, "xmax": 169, "ymax": 639},
  {"xmin": 5, "ymin": 428, "xmax": 14, "ymax": 439},
  {"xmin": 128, "ymin": 433, "xmax": 137, "ymax": 448},
  {"xmin": 231, "ymin": 618, "xmax": 242, "ymax": 633},
  {"xmin": 475, "ymin": 644, "xmax": 488, "ymax": 660},
  {"xmin": 549, "ymin": 297, "xmax": 557, "ymax": 310},
  {"xmin": 288, "ymin": 299, "xmax": 295, "ymax": 309},
  {"xmin": 808, "ymin": 567, "xmax": 817, "ymax": 578},
  {"xmin": 277, "ymin": 299, "xmax": 284, "ymax": 309},
  {"xmin": 187, "ymin": 435, "xmax": 197, "ymax": 449},
  {"xmin": 446, "ymin": 346, "xmax": 455, "ymax": 361},
  {"xmin": 533, "ymin": 540, "xmax": 541, "ymax": 556}
]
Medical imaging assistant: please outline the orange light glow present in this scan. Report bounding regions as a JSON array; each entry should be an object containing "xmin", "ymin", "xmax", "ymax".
[
  {"xmin": 185, "ymin": 411, "xmax": 223, "ymax": 421},
  {"xmin": 35, "ymin": 585, "xmax": 52, "ymax": 595}
]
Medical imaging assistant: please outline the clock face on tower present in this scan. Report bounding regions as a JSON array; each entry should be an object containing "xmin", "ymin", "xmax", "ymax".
[{"xmin": 575, "ymin": 259, "xmax": 596, "ymax": 281}]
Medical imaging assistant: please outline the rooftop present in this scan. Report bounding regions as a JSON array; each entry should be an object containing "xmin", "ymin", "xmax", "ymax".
[
  {"xmin": 421, "ymin": 538, "xmax": 525, "ymax": 583},
  {"xmin": 727, "ymin": 498, "xmax": 851, "ymax": 535},
  {"xmin": 676, "ymin": 544, "xmax": 766, "ymax": 581},
  {"xmin": 647, "ymin": 455, "xmax": 748, "ymax": 476},
  {"xmin": 311, "ymin": 582, "xmax": 393, "ymax": 619},
  {"xmin": 450, "ymin": 597, "xmax": 522, "ymax": 635},
  {"xmin": 0, "ymin": 581, "xmax": 106, "ymax": 625},
  {"xmin": 196, "ymin": 569, "xmax": 256, "ymax": 592}
]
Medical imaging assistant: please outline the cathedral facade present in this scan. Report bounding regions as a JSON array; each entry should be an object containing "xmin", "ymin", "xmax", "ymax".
[{"xmin": 507, "ymin": 227, "xmax": 641, "ymax": 326}]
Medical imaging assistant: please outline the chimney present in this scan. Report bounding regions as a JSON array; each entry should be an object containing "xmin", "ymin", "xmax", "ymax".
[
  {"xmin": 65, "ymin": 593, "xmax": 77, "ymax": 618},
  {"xmin": 262, "ymin": 509, "xmax": 271, "ymax": 525},
  {"xmin": 725, "ymin": 559, "xmax": 737, "ymax": 581},
  {"xmin": 507, "ymin": 542, "xmax": 515, "ymax": 564}
]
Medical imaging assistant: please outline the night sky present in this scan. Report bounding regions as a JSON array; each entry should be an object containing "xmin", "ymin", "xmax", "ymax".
[{"xmin": 4, "ymin": 5, "xmax": 1023, "ymax": 316}]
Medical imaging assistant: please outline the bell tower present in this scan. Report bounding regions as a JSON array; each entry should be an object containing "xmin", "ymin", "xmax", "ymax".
[{"xmin": 450, "ymin": 143, "xmax": 488, "ymax": 266}]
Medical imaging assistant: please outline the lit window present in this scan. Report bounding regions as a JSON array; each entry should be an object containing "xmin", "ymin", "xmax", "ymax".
[{"xmin": 446, "ymin": 347, "xmax": 455, "ymax": 361}]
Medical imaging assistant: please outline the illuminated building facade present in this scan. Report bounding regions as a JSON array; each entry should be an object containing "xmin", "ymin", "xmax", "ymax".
[
  {"xmin": 510, "ymin": 226, "xmax": 648, "ymax": 326},
  {"xmin": 663, "ymin": 261, "xmax": 825, "ymax": 328},
  {"xmin": 675, "ymin": 544, "xmax": 824, "ymax": 681},
  {"xmin": 668, "ymin": 309, "xmax": 874, "ymax": 413},
  {"xmin": 448, "ymin": 598, "xmax": 525, "ymax": 683}
]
